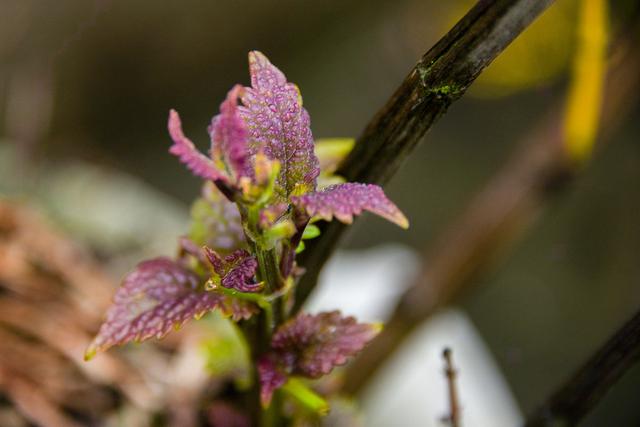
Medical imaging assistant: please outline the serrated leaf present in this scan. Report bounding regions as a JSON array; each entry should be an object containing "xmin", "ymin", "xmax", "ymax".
[
  {"xmin": 204, "ymin": 247, "xmax": 262, "ymax": 293},
  {"xmin": 317, "ymin": 173, "xmax": 347, "ymax": 190},
  {"xmin": 258, "ymin": 355, "xmax": 287, "ymax": 407},
  {"xmin": 169, "ymin": 85, "xmax": 253, "ymax": 187},
  {"xmin": 85, "ymin": 258, "xmax": 254, "ymax": 360},
  {"xmin": 258, "ymin": 312, "xmax": 379, "ymax": 405},
  {"xmin": 189, "ymin": 182, "xmax": 245, "ymax": 253},
  {"xmin": 239, "ymin": 51, "xmax": 320, "ymax": 199},
  {"xmin": 291, "ymin": 183, "xmax": 409, "ymax": 229},
  {"xmin": 168, "ymin": 109, "xmax": 227, "ymax": 182},
  {"xmin": 208, "ymin": 84, "xmax": 252, "ymax": 179},
  {"xmin": 271, "ymin": 311, "xmax": 380, "ymax": 378},
  {"xmin": 217, "ymin": 294, "xmax": 260, "ymax": 320}
]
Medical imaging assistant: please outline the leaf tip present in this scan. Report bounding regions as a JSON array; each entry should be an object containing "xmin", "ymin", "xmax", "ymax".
[
  {"xmin": 371, "ymin": 322, "xmax": 384, "ymax": 334},
  {"xmin": 167, "ymin": 109, "xmax": 181, "ymax": 139},
  {"xmin": 248, "ymin": 50, "xmax": 267, "ymax": 64},
  {"xmin": 84, "ymin": 346, "xmax": 97, "ymax": 362},
  {"xmin": 394, "ymin": 211, "xmax": 410, "ymax": 229}
]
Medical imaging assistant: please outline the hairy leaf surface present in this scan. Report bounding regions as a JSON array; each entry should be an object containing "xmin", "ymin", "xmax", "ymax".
[
  {"xmin": 204, "ymin": 248, "xmax": 262, "ymax": 293},
  {"xmin": 258, "ymin": 355, "xmax": 288, "ymax": 407},
  {"xmin": 169, "ymin": 110, "xmax": 226, "ymax": 182},
  {"xmin": 86, "ymin": 258, "xmax": 254, "ymax": 359},
  {"xmin": 272, "ymin": 311, "xmax": 380, "ymax": 378},
  {"xmin": 209, "ymin": 85, "xmax": 252, "ymax": 179},
  {"xmin": 258, "ymin": 311, "xmax": 380, "ymax": 404},
  {"xmin": 239, "ymin": 51, "xmax": 320, "ymax": 198},
  {"xmin": 291, "ymin": 183, "xmax": 408, "ymax": 228}
]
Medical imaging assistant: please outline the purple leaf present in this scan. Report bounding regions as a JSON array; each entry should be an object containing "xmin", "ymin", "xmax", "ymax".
[
  {"xmin": 258, "ymin": 355, "xmax": 287, "ymax": 407},
  {"xmin": 204, "ymin": 247, "xmax": 262, "ymax": 293},
  {"xmin": 85, "ymin": 258, "xmax": 254, "ymax": 360},
  {"xmin": 257, "ymin": 311, "xmax": 379, "ymax": 406},
  {"xmin": 168, "ymin": 110, "xmax": 227, "ymax": 182},
  {"xmin": 218, "ymin": 295, "xmax": 260, "ymax": 320},
  {"xmin": 178, "ymin": 236, "xmax": 209, "ymax": 265},
  {"xmin": 291, "ymin": 183, "xmax": 409, "ymax": 228},
  {"xmin": 239, "ymin": 51, "xmax": 320, "ymax": 198},
  {"xmin": 272, "ymin": 311, "xmax": 380, "ymax": 378},
  {"xmin": 208, "ymin": 85, "xmax": 252, "ymax": 180}
]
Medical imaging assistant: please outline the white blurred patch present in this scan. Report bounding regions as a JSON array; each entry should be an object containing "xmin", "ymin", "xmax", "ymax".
[
  {"xmin": 305, "ymin": 245, "xmax": 522, "ymax": 427},
  {"xmin": 305, "ymin": 244, "xmax": 420, "ymax": 322},
  {"xmin": 362, "ymin": 309, "xmax": 522, "ymax": 427}
]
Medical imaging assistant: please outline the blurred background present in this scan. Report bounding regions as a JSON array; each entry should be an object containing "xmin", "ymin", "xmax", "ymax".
[{"xmin": 1, "ymin": 0, "xmax": 639, "ymax": 426}]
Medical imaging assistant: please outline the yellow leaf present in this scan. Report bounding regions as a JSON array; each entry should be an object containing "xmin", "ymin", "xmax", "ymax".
[{"xmin": 564, "ymin": 0, "xmax": 609, "ymax": 163}]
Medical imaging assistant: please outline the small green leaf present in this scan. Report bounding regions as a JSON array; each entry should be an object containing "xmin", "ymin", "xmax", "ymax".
[
  {"xmin": 314, "ymin": 138, "xmax": 355, "ymax": 174},
  {"xmin": 199, "ymin": 313, "xmax": 251, "ymax": 389},
  {"xmin": 262, "ymin": 219, "xmax": 296, "ymax": 249},
  {"xmin": 296, "ymin": 241, "xmax": 306, "ymax": 254},
  {"xmin": 302, "ymin": 224, "xmax": 321, "ymax": 240},
  {"xmin": 281, "ymin": 378, "xmax": 330, "ymax": 416}
]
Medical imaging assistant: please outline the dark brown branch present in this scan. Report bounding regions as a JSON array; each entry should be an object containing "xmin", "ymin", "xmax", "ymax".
[
  {"xmin": 341, "ymin": 30, "xmax": 640, "ymax": 394},
  {"xmin": 294, "ymin": 0, "xmax": 555, "ymax": 312},
  {"xmin": 442, "ymin": 348, "xmax": 461, "ymax": 427},
  {"xmin": 524, "ymin": 308, "xmax": 640, "ymax": 427}
]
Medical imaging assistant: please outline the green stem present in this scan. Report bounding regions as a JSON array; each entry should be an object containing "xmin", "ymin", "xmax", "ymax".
[
  {"xmin": 252, "ymin": 244, "xmax": 275, "ymax": 289},
  {"xmin": 260, "ymin": 394, "xmax": 280, "ymax": 427},
  {"xmin": 241, "ymin": 204, "xmax": 288, "ymax": 426},
  {"xmin": 209, "ymin": 281, "xmax": 274, "ymax": 331},
  {"xmin": 236, "ymin": 159, "xmax": 296, "ymax": 424},
  {"xmin": 281, "ymin": 378, "xmax": 329, "ymax": 415}
]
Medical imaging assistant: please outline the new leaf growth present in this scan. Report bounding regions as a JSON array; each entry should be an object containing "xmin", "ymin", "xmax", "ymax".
[{"xmin": 86, "ymin": 51, "xmax": 408, "ymax": 418}]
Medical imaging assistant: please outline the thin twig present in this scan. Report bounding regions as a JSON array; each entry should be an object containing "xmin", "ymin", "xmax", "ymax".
[
  {"xmin": 341, "ymin": 29, "xmax": 640, "ymax": 394},
  {"xmin": 524, "ymin": 308, "xmax": 640, "ymax": 426},
  {"xmin": 442, "ymin": 348, "xmax": 461, "ymax": 427},
  {"xmin": 294, "ymin": 0, "xmax": 555, "ymax": 312}
]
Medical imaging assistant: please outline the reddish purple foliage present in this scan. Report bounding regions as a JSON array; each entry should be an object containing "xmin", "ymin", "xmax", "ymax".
[
  {"xmin": 86, "ymin": 258, "xmax": 255, "ymax": 359},
  {"xmin": 208, "ymin": 85, "xmax": 252, "ymax": 180},
  {"xmin": 258, "ymin": 355, "xmax": 287, "ymax": 407},
  {"xmin": 272, "ymin": 311, "xmax": 380, "ymax": 377},
  {"xmin": 258, "ymin": 311, "xmax": 379, "ymax": 403},
  {"xmin": 239, "ymin": 51, "xmax": 320, "ymax": 198},
  {"xmin": 291, "ymin": 182, "xmax": 409, "ymax": 228},
  {"xmin": 169, "ymin": 85, "xmax": 253, "ymax": 186},
  {"xmin": 169, "ymin": 52, "xmax": 321, "ymax": 200},
  {"xmin": 168, "ymin": 110, "xmax": 226, "ymax": 182},
  {"xmin": 204, "ymin": 247, "xmax": 262, "ymax": 293},
  {"xmin": 217, "ymin": 295, "xmax": 259, "ymax": 320}
]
